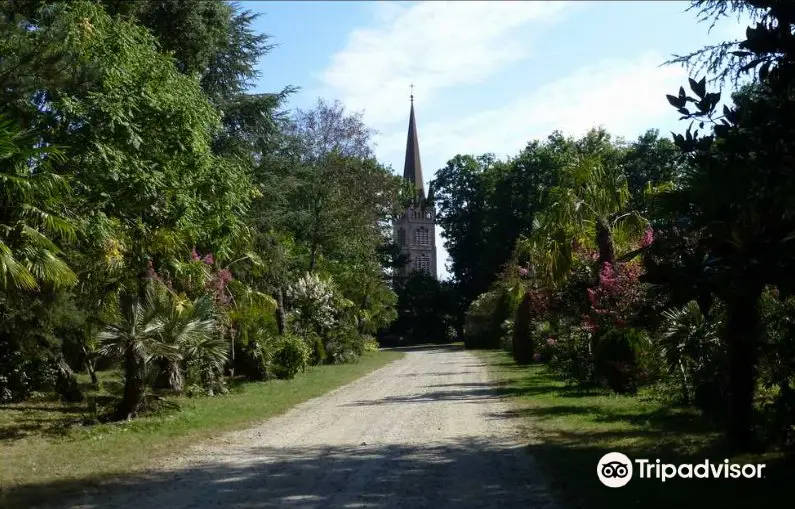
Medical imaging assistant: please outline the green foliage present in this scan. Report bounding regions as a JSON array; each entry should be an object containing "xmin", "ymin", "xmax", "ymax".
[
  {"xmin": 0, "ymin": 0, "xmax": 398, "ymax": 428},
  {"xmin": 759, "ymin": 291, "xmax": 795, "ymax": 449},
  {"xmin": 651, "ymin": 0, "xmax": 795, "ymax": 449},
  {"xmin": 594, "ymin": 327, "xmax": 652, "ymax": 395},
  {"xmin": 389, "ymin": 272, "xmax": 455, "ymax": 345},
  {"xmin": 0, "ymin": 350, "xmax": 57, "ymax": 403},
  {"xmin": 512, "ymin": 293, "xmax": 534, "ymax": 364},
  {"xmin": 463, "ymin": 290, "xmax": 511, "ymax": 349},
  {"xmin": 530, "ymin": 131, "xmax": 648, "ymax": 281},
  {"xmin": 544, "ymin": 325, "xmax": 596, "ymax": 386},
  {"xmin": 273, "ymin": 334, "xmax": 309, "ymax": 380},
  {"xmin": 659, "ymin": 300, "xmax": 725, "ymax": 408},
  {"xmin": 361, "ymin": 335, "xmax": 380, "ymax": 353},
  {"xmin": 0, "ymin": 115, "xmax": 76, "ymax": 290}
]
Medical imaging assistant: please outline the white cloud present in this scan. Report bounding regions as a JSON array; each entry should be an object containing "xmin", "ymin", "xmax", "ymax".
[
  {"xmin": 376, "ymin": 52, "xmax": 688, "ymax": 174},
  {"xmin": 318, "ymin": 1, "xmax": 572, "ymax": 129}
]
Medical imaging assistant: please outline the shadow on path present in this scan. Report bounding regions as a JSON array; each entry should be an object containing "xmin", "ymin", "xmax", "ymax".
[{"xmin": 6, "ymin": 438, "xmax": 555, "ymax": 509}]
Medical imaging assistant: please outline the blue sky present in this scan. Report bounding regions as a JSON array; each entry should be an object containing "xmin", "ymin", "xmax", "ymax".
[{"xmin": 242, "ymin": 1, "xmax": 749, "ymax": 280}]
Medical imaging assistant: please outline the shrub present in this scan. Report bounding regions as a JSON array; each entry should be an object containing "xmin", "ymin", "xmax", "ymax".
[
  {"xmin": 237, "ymin": 337, "xmax": 276, "ymax": 381},
  {"xmin": 545, "ymin": 324, "xmax": 596, "ymax": 386},
  {"xmin": 288, "ymin": 273, "xmax": 337, "ymax": 338},
  {"xmin": 362, "ymin": 335, "xmax": 380, "ymax": 352},
  {"xmin": 758, "ymin": 290, "xmax": 795, "ymax": 449},
  {"xmin": 512, "ymin": 292, "xmax": 534, "ymax": 363},
  {"xmin": 324, "ymin": 327, "xmax": 364, "ymax": 364},
  {"xmin": 0, "ymin": 349, "xmax": 58, "ymax": 403},
  {"xmin": 594, "ymin": 327, "xmax": 651, "ymax": 394},
  {"xmin": 273, "ymin": 334, "xmax": 309, "ymax": 380},
  {"xmin": 587, "ymin": 261, "xmax": 647, "ymax": 330},
  {"xmin": 464, "ymin": 290, "xmax": 512, "ymax": 349},
  {"xmin": 307, "ymin": 333, "xmax": 326, "ymax": 366},
  {"xmin": 184, "ymin": 355, "xmax": 228, "ymax": 396},
  {"xmin": 499, "ymin": 319, "xmax": 513, "ymax": 353},
  {"xmin": 659, "ymin": 300, "xmax": 725, "ymax": 407}
]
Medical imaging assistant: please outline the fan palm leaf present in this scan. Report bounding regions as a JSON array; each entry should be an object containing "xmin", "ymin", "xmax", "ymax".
[{"xmin": 0, "ymin": 114, "xmax": 76, "ymax": 289}]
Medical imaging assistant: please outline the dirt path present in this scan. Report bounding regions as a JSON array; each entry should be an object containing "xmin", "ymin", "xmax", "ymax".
[{"xmin": 61, "ymin": 345, "xmax": 557, "ymax": 509}]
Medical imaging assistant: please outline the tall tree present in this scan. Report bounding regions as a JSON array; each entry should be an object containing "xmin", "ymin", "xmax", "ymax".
[
  {"xmin": 275, "ymin": 98, "xmax": 389, "ymax": 273},
  {"xmin": 649, "ymin": 0, "xmax": 795, "ymax": 449}
]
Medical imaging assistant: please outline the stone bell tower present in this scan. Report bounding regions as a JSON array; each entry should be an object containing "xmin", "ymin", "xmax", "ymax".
[{"xmin": 393, "ymin": 87, "xmax": 437, "ymax": 280}]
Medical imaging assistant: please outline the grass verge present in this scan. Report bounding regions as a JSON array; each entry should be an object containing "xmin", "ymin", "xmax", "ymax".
[
  {"xmin": 476, "ymin": 350, "xmax": 793, "ymax": 509},
  {"xmin": 0, "ymin": 350, "xmax": 403, "ymax": 508}
]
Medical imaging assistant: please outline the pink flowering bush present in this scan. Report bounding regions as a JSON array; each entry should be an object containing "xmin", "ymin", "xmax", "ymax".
[
  {"xmin": 582, "ymin": 261, "xmax": 653, "ymax": 393},
  {"xmin": 181, "ymin": 247, "xmax": 234, "ymax": 307},
  {"xmin": 542, "ymin": 324, "xmax": 596, "ymax": 385},
  {"xmin": 585, "ymin": 261, "xmax": 647, "ymax": 330},
  {"xmin": 532, "ymin": 248, "xmax": 653, "ymax": 389},
  {"xmin": 641, "ymin": 226, "xmax": 654, "ymax": 247}
]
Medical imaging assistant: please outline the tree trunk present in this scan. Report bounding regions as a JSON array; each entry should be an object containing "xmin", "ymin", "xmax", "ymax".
[
  {"xmin": 596, "ymin": 218, "xmax": 615, "ymax": 267},
  {"xmin": 115, "ymin": 351, "xmax": 146, "ymax": 420},
  {"xmin": 81, "ymin": 343, "xmax": 98, "ymax": 387},
  {"xmin": 358, "ymin": 295, "xmax": 369, "ymax": 335},
  {"xmin": 308, "ymin": 241, "xmax": 318, "ymax": 273},
  {"xmin": 724, "ymin": 282, "xmax": 763, "ymax": 451},
  {"xmin": 165, "ymin": 360, "xmax": 184, "ymax": 393},
  {"xmin": 308, "ymin": 199, "xmax": 323, "ymax": 273},
  {"xmin": 229, "ymin": 325, "xmax": 235, "ymax": 379},
  {"xmin": 87, "ymin": 359, "xmax": 98, "ymax": 387},
  {"xmin": 55, "ymin": 354, "xmax": 83, "ymax": 403},
  {"xmin": 276, "ymin": 287, "xmax": 286, "ymax": 335}
]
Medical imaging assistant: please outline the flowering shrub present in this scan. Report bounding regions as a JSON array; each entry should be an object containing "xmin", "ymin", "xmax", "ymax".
[
  {"xmin": 288, "ymin": 273, "xmax": 338, "ymax": 337},
  {"xmin": 641, "ymin": 226, "xmax": 654, "ymax": 247},
  {"xmin": 585, "ymin": 261, "xmax": 647, "ymax": 330}
]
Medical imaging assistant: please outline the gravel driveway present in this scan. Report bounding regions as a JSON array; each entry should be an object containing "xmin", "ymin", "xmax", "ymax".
[{"xmin": 61, "ymin": 345, "xmax": 557, "ymax": 509}]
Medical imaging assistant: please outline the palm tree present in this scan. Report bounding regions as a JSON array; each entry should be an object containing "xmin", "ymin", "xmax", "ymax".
[
  {"xmin": 526, "ymin": 154, "xmax": 647, "ymax": 286},
  {"xmin": 660, "ymin": 300, "xmax": 721, "ymax": 404},
  {"xmin": 153, "ymin": 290, "xmax": 220, "ymax": 393},
  {"xmin": 0, "ymin": 114, "xmax": 77, "ymax": 289},
  {"xmin": 98, "ymin": 285, "xmax": 176, "ymax": 420}
]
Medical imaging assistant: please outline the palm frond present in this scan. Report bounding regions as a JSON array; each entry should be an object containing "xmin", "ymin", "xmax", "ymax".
[
  {"xmin": 0, "ymin": 114, "xmax": 75, "ymax": 289},
  {"xmin": 0, "ymin": 240, "xmax": 37, "ymax": 290},
  {"xmin": 20, "ymin": 204, "xmax": 76, "ymax": 242},
  {"xmin": 20, "ymin": 246, "xmax": 78, "ymax": 288},
  {"xmin": 612, "ymin": 211, "xmax": 649, "ymax": 250}
]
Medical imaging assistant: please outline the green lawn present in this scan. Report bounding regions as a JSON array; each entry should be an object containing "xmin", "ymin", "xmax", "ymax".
[
  {"xmin": 476, "ymin": 350, "xmax": 793, "ymax": 509},
  {"xmin": 0, "ymin": 350, "xmax": 403, "ymax": 508}
]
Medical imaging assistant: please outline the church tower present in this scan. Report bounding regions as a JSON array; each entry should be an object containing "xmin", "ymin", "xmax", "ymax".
[{"xmin": 393, "ymin": 89, "xmax": 437, "ymax": 280}]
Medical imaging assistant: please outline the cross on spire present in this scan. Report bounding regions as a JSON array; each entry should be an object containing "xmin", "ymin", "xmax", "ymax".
[{"xmin": 410, "ymin": 83, "xmax": 414, "ymax": 103}]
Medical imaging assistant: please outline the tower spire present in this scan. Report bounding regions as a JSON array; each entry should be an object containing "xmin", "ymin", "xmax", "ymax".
[{"xmin": 403, "ymin": 85, "xmax": 424, "ymax": 198}]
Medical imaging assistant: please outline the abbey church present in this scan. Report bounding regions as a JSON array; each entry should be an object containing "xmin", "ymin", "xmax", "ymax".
[{"xmin": 393, "ymin": 93, "xmax": 437, "ymax": 280}]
